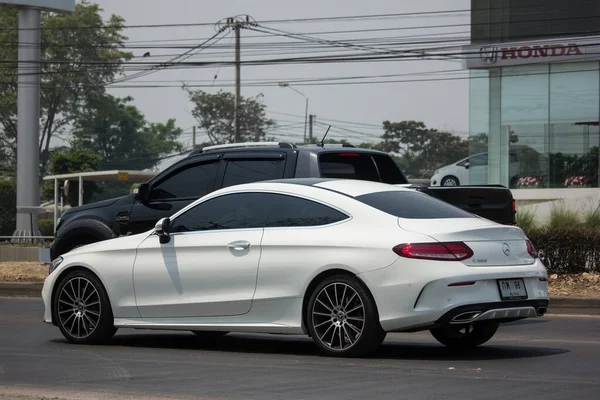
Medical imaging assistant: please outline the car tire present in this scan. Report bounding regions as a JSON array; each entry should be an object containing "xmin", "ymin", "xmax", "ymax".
[
  {"xmin": 53, "ymin": 269, "xmax": 117, "ymax": 345},
  {"xmin": 429, "ymin": 321, "xmax": 499, "ymax": 348},
  {"xmin": 191, "ymin": 331, "xmax": 230, "ymax": 339},
  {"xmin": 306, "ymin": 274, "xmax": 386, "ymax": 358},
  {"xmin": 441, "ymin": 176, "xmax": 460, "ymax": 186}
]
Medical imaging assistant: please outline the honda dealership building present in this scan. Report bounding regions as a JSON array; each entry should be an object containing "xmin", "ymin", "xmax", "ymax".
[{"xmin": 464, "ymin": 0, "xmax": 600, "ymax": 191}]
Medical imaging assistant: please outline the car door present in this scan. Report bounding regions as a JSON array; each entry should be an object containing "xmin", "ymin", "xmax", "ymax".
[
  {"xmin": 127, "ymin": 156, "xmax": 221, "ymax": 234},
  {"xmin": 252, "ymin": 194, "xmax": 352, "ymax": 302},
  {"xmin": 132, "ymin": 192, "xmax": 274, "ymax": 318}
]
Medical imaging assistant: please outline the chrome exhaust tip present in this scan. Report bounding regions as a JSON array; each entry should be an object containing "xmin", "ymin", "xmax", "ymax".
[
  {"xmin": 451, "ymin": 311, "xmax": 482, "ymax": 323},
  {"xmin": 536, "ymin": 307, "xmax": 547, "ymax": 316}
]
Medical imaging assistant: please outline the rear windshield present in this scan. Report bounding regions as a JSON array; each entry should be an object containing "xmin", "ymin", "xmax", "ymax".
[
  {"xmin": 318, "ymin": 152, "xmax": 408, "ymax": 184},
  {"xmin": 355, "ymin": 191, "xmax": 475, "ymax": 219}
]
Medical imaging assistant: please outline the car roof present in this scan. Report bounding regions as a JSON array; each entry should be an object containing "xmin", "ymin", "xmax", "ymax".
[
  {"xmin": 220, "ymin": 178, "xmax": 410, "ymax": 198},
  {"xmin": 187, "ymin": 141, "xmax": 387, "ymax": 158}
]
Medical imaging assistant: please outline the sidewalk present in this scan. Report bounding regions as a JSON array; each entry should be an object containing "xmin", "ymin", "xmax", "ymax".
[{"xmin": 1, "ymin": 281, "xmax": 599, "ymax": 315}]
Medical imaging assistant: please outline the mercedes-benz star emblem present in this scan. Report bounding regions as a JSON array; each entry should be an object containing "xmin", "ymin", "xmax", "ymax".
[{"xmin": 502, "ymin": 243, "xmax": 511, "ymax": 256}]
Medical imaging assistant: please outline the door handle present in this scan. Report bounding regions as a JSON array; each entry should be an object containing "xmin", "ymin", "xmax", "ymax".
[{"xmin": 227, "ymin": 240, "xmax": 251, "ymax": 251}]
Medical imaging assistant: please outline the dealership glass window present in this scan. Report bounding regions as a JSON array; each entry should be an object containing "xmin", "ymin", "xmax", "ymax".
[
  {"xmin": 501, "ymin": 64, "xmax": 550, "ymax": 188},
  {"xmin": 549, "ymin": 62, "xmax": 600, "ymax": 188},
  {"xmin": 468, "ymin": 69, "xmax": 490, "ymax": 185}
]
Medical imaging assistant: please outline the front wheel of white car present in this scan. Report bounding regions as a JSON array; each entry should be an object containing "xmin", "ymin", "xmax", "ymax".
[
  {"xmin": 53, "ymin": 269, "xmax": 117, "ymax": 345},
  {"xmin": 430, "ymin": 321, "xmax": 499, "ymax": 348},
  {"xmin": 306, "ymin": 275, "xmax": 386, "ymax": 358}
]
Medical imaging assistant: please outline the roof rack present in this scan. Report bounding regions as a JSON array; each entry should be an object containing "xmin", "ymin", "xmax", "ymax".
[
  {"xmin": 301, "ymin": 143, "xmax": 355, "ymax": 148},
  {"xmin": 196, "ymin": 141, "xmax": 297, "ymax": 153}
]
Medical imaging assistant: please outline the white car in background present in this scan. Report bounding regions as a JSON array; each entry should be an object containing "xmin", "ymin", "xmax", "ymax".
[
  {"xmin": 42, "ymin": 178, "xmax": 549, "ymax": 357},
  {"xmin": 431, "ymin": 152, "xmax": 520, "ymax": 186}
]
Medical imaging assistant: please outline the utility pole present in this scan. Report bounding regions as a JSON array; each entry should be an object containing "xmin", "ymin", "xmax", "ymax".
[
  {"xmin": 218, "ymin": 16, "xmax": 256, "ymax": 143},
  {"xmin": 192, "ymin": 126, "xmax": 196, "ymax": 150},
  {"xmin": 234, "ymin": 25, "xmax": 241, "ymax": 143},
  {"xmin": 309, "ymin": 114, "xmax": 315, "ymax": 143}
]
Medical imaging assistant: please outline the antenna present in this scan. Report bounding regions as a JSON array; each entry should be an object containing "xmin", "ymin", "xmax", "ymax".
[{"xmin": 317, "ymin": 125, "xmax": 332, "ymax": 147}]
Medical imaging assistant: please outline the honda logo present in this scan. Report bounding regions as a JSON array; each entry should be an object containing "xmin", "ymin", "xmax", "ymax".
[{"xmin": 479, "ymin": 46, "xmax": 499, "ymax": 64}]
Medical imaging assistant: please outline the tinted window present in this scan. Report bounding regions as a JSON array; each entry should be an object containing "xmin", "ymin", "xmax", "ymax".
[
  {"xmin": 318, "ymin": 153, "xmax": 407, "ymax": 184},
  {"xmin": 372, "ymin": 154, "xmax": 409, "ymax": 184},
  {"xmin": 222, "ymin": 159, "xmax": 285, "ymax": 188},
  {"xmin": 150, "ymin": 161, "xmax": 218, "ymax": 200},
  {"xmin": 266, "ymin": 195, "xmax": 349, "ymax": 227},
  {"xmin": 170, "ymin": 193, "xmax": 273, "ymax": 233},
  {"xmin": 355, "ymin": 191, "xmax": 474, "ymax": 219},
  {"xmin": 470, "ymin": 154, "xmax": 488, "ymax": 167}
]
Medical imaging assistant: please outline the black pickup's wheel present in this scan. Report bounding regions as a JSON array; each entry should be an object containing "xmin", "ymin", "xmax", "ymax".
[{"xmin": 53, "ymin": 269, "xmax": 117, "ymax": 344}]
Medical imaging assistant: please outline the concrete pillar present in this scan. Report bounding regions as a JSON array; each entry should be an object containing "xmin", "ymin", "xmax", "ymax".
[
  {"xmin": 487, "ymin": 68, "xmax": 503, "ymax": 185},
  {"xmin": 14, "ymin": 8, "xmax": 41, "ymax": 236}
]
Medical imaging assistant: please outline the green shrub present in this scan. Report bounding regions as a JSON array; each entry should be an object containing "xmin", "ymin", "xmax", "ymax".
[
  {"xmin": 0, "ymin": 179, "xmax": 16, "ymax": 236},
  {"xmin": 516, "ymin": 209, "xmax": 536, "ymax": 233},
  {"xmin": 38, "ymin": 218, "xmax": 55, "ymax": 237},
  {"xmin": 549, "ymin": 201, "xmax": 581, "ymax": 229},
  {"xmin": 526, "ymin": 227, "xmax": 600, "ymax": 274}
]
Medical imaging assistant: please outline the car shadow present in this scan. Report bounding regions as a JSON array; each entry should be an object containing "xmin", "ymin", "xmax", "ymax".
[{"xmin": 52, "ymin": 330, "xmax": 569, "ymax": 361}]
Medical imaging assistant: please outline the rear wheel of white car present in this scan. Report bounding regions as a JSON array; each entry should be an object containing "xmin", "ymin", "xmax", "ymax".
[
  {"xmin": 306, "ymin": 275, "xmax": 386, "ymax": 357},
  {"xmin": 53, "ymin": 270, "xmax": 117, "ymax": 345},
  {"xmin": 430, "ymin": 321, "xmax": 499, "ymax": 348}
]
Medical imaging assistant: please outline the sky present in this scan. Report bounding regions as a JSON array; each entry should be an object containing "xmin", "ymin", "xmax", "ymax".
[{"xmin": 92, "ymin": 0, "xmax": 472, "ymax": 150}]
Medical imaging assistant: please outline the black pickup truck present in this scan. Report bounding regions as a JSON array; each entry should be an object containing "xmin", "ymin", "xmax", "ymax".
[{"xmin": 50, "ymin": 142, "xmax": 516, "ymax": 259}]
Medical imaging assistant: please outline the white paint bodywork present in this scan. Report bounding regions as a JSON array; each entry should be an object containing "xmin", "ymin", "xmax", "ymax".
[{"xmin": 41, "ymin": 180, "xmax": 549, "ymax": 335}]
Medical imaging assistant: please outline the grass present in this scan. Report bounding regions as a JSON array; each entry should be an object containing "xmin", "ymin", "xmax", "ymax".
[
  {"xmin": 549, "ymin": 201, "xmax": 582, "ymax": 229},
  {"xmin": 582, "ymin": 202, "xmax": 600, "ymax": 229},
  {"xmin": 516, "ymin": 208, "xmax": 537, "ymax": 233}
]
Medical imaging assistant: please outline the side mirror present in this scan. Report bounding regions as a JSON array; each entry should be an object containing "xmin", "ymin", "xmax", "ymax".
[
  {"xmin": 154, "ymin": 217, "xmax": 171, "ymax": 244},
  {"xmin": 136, "ymin": 183, "xmax": 150, "ymax": 203},
  {"xmin": 464, "ymin": 162, "xmax": 470, "ymax": 170}
]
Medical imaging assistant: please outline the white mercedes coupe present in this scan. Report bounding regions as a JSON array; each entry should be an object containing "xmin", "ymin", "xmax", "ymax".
[{"xmin": 42, "ymin": 178, "xmax": 549, "ymax": 357}]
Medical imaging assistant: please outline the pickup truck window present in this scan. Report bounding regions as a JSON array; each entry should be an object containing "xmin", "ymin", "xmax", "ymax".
[
  {"xmin": 222, "ymin": 159, "xmax": 285, "ymax": 188},
  {"xmin": 150, "ymin": 161, "xmax": 219, "ymax": 200},
  {"xmin": 170, "ymin": 193, "xmax": 273, "ymax": 233},
  {"xmin": 318, "ymin": 153, "xmax": 408, "ymax": 184},
  {"xmin": 355, "ymin": 191, "xmax": 474, "ymax": 219},
  {"xmin": 265, "ymin": 194, "xmax": 349, "ymax": 228}
]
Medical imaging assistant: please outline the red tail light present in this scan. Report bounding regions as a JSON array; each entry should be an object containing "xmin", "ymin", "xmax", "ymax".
[
  {"xmin": 512, "ymin": 200, "xmax": 516, "ymax": 211},
  {"xmin": 526, "ymin": 240, "xmax": 538, "ymax": 258},
  {"xmin": 393, "ymin": 242, "xmax": 474, "ymax": 261}
]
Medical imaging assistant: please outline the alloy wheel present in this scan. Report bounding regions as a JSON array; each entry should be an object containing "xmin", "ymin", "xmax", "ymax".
[
  {"xmin": 311, "ymin": 282, "xmax": 365, "ymax": 351},
  {"xmin": 57, "ymin": 277, "xmax": 101, "ymax": 339}
]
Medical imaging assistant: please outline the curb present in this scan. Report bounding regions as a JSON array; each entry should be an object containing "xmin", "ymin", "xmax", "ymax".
[{"xmin": 1, "ymin": 282, "xmax": 599, "ymax": 315}]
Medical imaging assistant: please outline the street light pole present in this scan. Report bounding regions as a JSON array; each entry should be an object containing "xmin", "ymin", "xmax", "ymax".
[{"xmin": 278, "ymin": 82, "xmax": 308, "ymax": 143}]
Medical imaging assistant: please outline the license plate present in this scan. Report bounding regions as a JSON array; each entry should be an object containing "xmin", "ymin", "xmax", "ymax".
[{"xmin": 497, "ymin": 278, "xmax": 528, "ymax": 300}]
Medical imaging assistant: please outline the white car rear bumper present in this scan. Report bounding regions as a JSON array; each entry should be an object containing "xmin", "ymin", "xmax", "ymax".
[{"xmin": 358, "ymin": 258, "xmax": 549, "ymax": 332}]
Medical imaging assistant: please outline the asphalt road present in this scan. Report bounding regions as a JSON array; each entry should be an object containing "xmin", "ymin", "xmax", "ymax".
[{"xmin": 0, "ymin": 297, "xmax": 599, "ymax": 400}]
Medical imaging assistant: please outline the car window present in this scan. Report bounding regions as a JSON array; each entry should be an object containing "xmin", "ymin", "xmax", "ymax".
[
  {"xmin": 222, "ymin": 159, "xmax": 286, "ymax": 188},
  {"xmin": 170, "ymin": 193, "xmax": 274, "ymax": 233},
  {"xmin": 318, "ymin": 153, "xmax": 380, "ymax": 181},
  {"xmin": 355, "ymin": 191, "xmax": 475, "ymax": 219},
  {"xmin": 470, "ymin": 154, "xmax": 488, "ymax": 167},
  {"xmin": 150, "ymin": 161, "xmax": 219, "ymax": 200},
  {"xmin": 372, "ymin": 154, "xmax": 409, "ymax": 184},
  {"xmin": 266, "ymin": 194, "xmax": 349, "ymax": 227}
]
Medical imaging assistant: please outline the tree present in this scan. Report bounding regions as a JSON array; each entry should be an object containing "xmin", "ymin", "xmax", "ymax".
[
  {"xmin": 0, "ymin": 0, "xmax": 132, "ymax": 173},
  {"xmin": 71, "ymin": 94, "xmax": 183, "ymax": 171},
  {"xmin": 185, "ymin": 88, "xmax": 275, "ymax": 144},
  {"xmin": 42, "ymin": 149, "xmax": 102, "ymax": 206},
  {"xmin": 380, "ymin": 120, "xmax": 431, "ymax": 156}
]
